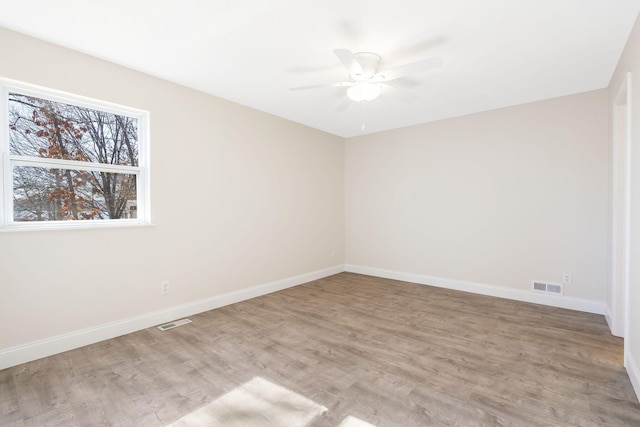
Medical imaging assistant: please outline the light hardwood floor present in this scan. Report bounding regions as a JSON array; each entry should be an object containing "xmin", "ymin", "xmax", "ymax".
[{"xmin": 1, "ymin": 272, "xmax": 639, "ymax": 426}]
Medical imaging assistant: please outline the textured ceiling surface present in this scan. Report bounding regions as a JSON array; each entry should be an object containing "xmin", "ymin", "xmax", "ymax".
[{"xmin": 1, "ymin": 0, "xmax": 639, "ymax": 137}]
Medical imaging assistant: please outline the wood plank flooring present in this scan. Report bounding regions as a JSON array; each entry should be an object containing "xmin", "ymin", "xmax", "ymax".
[{"xmin": 1, "ymin": 272, "xmax": 639, "ymax": 426}]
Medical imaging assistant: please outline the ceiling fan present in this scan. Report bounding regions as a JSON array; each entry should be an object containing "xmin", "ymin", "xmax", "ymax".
[{"xmin": 290, "ymin": 49, "xmax": 442, "ymax": 105}]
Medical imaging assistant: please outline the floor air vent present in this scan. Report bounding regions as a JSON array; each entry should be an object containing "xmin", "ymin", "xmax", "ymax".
[
  {"xmin": 157, "ymin": 318, "xmax": 192, "ymax": 331},
  {"xmin": 531, "ymin": 281, "xmax": 563, "ymax": 296}
]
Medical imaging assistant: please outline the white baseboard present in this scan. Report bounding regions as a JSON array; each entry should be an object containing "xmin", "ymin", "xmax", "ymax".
[
  {"xmin": 345, "ymin": 264, "xmax": 607, "ymax": 315},
  {"xmin": 604, "ymin": 305, "xmax": 625, "ymax": 338},
  {"xmin": 0, "ymin": 265, "xmax": 344, "ymax": 371},
  {"xmin": 605, "ymin": 311, "xmax": 614, "ymax": 331},
  {"xmin": 627, "ymin": 351, "xmax": 640, "ymax": 403},
  {"xmin": 1, "ymin": 264, "xmax": 611, "ymax": 371}
]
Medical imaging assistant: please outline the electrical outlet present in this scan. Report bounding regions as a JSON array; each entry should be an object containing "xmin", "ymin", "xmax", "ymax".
[
  {"xmin": 562, "ymin": 273, "xmax": 572, "ymax": 285},
  {"xmin": 330, "ymin": 250, "xmax": 335, "ymax": 259},
  {"xmin": 161, "ymin": 281, "xmax": 169, "ymax": 294}
]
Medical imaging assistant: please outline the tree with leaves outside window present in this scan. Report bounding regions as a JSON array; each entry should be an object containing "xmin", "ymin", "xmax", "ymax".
[{"xmin": 9, "ymin": 93, "xmax": 139, "ymax": 221}]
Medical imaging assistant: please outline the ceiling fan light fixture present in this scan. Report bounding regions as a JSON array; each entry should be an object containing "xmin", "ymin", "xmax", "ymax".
[{"xmin": 347, "ymin": 81, "xmax": 381, "ymax": 102}]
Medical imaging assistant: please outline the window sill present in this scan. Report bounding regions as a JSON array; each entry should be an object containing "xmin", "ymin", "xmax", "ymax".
[{"xmin": 0, "ymin": 221, "xmax": 156, "ymax": 232}]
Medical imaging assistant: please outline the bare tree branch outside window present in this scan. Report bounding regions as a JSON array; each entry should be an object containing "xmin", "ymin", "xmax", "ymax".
[{"xmin": 9, "ymin": 93, "xmax": 140, "ymax": 222}]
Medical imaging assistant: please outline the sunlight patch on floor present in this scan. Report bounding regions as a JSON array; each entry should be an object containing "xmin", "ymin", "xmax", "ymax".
[
  {"xmin": 338, "ymin": 415, "xmax": 378, "ymax": 427},
  {"xmin": 169, "ymin": 377, "xmax": 327, "ymax": 427}
]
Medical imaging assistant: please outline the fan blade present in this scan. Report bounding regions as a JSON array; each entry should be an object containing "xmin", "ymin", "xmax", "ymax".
[
  {"xmin": 289, "ymin": 81, "xmax": 352, "ymax": 91},
  {"xmin": 333, "ymin": 48, "xmax": 363, "ymax": 76},
  {"xmin": 376, "ymin": 57, "xmax": 442, "ymax": 82},
  {"xmin": 382, "ymin": 77, "xmax": 420, "ymax": 90}
]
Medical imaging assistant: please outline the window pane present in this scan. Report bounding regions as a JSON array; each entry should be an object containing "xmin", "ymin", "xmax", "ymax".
[
  {"xmin": 13, "ymin": 166, "xmax": 137, "ymax": 222},
  {"xmin": 8, "ymin": 92, "xmax": 138, "ymax": 166}
]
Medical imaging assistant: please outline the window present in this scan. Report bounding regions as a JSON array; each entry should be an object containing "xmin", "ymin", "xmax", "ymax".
[{"xmin": 1, "ymin": 80, "xmax": 149, "ymax": 229}]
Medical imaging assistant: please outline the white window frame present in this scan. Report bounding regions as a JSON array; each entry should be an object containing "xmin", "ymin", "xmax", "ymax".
[{"xmin": 0, "ymin": 78, "xmax": 150, "ymax": 230}]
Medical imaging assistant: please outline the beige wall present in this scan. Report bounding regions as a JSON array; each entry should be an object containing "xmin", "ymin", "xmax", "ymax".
[
  {"xmin": 346, "ymin": 90, "xmax": 609, "ymax": 303},
  {"xmin": 0, "ymin": 28, "xmax": 345, "ymax": 352},
  {"xmin": 609, "ymin": 13, "xmax": 640, "ymax": 395}
]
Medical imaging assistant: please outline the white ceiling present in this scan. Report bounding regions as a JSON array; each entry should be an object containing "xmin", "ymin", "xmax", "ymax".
[{"xmin": 1, "ymin": 0, "xmax": 639, "ymax": 137}]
